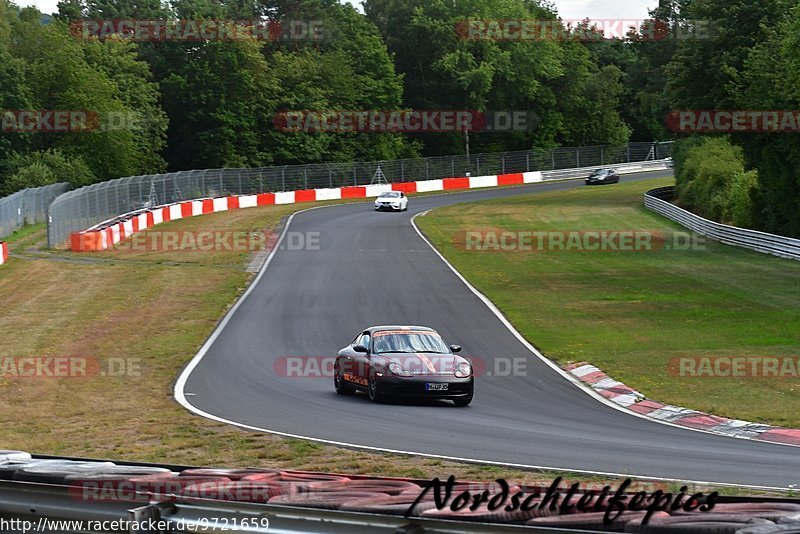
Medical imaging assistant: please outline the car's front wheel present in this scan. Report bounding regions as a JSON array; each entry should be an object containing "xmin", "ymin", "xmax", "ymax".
[
  {"xmin": 334, "ymin": 361, "xmax": 355, "ymax": 395},
  {"xmin": 368, "ymin": 370, "xmax": 386, "ymax": 403}
]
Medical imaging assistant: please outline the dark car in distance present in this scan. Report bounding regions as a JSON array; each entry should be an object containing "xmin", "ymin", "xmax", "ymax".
[
  {"xmin": 334, "ymin": 326, "xmax": 474, "ymax": 406},
  {"xmin": 585, "ymin": 168, "xmax": 620, "ymax": 185}
]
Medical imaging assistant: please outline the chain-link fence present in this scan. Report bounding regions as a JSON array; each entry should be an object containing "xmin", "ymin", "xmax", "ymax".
[
  {"xmin": 47, "ymin": 141, "xmax": 673, "ymax": 247},
  {"xmin": 0, "ymin": 182, "xmax": 72, "ymax": 240}
]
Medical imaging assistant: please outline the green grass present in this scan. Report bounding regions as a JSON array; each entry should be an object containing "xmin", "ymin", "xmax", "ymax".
[
  {"xmin": 417, "ymin": 178, "xmax": 800, "ymax": 427},
  {"xmin": 0, "ymin": 198, "xmax": 700, "ymax": 494},
  {"xmin": 0, "ymin": 183, "xmax": 795, "ymax": 496},
  {"xmin": 4, "ymin": 222, "xmax": 47, "ymax": 248}
]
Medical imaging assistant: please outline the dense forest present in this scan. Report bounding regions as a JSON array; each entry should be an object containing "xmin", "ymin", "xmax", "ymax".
[{"xmin": 0, "ymin": 0, "xmax": 798, "ymax": 235}]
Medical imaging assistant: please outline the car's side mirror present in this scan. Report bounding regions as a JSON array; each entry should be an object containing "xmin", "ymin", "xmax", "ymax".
[
  {"xmin": 449, "ymin": 344, "xmax": 461, "ymax": 353},
  {"xmin": 353, "ymin": 345, "xmax": 368, "ymax": 353}
]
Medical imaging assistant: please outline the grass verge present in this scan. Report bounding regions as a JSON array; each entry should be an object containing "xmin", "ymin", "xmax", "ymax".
[
  {"xmin": 0, "ymin": 183, "xmax": 793, "ymax": 496},
  {"xmin": 0, "ymin": 197, "xmax": 681, "ymax": 493},
  {"xmin": 416, "ymin": 178, "xmax": 800, "ymax": 427}
]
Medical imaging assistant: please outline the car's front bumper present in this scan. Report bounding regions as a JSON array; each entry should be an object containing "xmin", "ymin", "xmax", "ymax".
[
  {"xmin": 375, "ymin": 203, "xmax": 403, "ymax": 210},
  {"xmin": 377, "ymin": 375, "xmax": 474, "ymax": 398}
]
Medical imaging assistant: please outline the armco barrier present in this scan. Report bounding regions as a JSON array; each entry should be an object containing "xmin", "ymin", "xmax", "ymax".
[
  {"xmin": 70, "ymin": 161, "xmax": 671, "ymax": 252},
  {"xmin": 0, "ymin": 241, "xmax": 7, "ymax": 265},
  {"xmin": 1, "ymin": 451, "xmax": 798, "ymax": 532},
  {"xmin": 0, "ymin": 451, "xmax": 800, "ymax": 534},
  {"xmin": 645, "ymin": 187, "xmax": 800, "ymax": 261}
]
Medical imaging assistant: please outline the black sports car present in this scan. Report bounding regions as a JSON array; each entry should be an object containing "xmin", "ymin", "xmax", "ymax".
[
  {"xmin": 585, "ymin": 168, "xmax": 620, "ymax": 185},
  {"xmin": 334, "ymin": 326, "xmax": 474, "ymax": 406}
]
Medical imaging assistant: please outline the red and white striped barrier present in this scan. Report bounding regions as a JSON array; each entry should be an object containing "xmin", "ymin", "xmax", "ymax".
[
  {"xmin": 0, "ymin": 242, "xmax": 8, "ymax": 265},
  {"xmin": 69, "ymin": 171, "xmax": 543, "ymax": 252}
]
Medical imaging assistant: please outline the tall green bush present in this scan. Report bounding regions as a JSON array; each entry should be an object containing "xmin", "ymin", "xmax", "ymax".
[{"xmin": 674, "ymin": 136, "xmax": 759, "ymax": 227}]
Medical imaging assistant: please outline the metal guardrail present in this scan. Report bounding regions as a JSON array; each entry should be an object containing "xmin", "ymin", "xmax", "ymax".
[
  {"xmin": 0, "ymin": 182, "xmax": 71, "ymax": 239},
  {"xmin": 0, "ymin": 480, "xmax": 593, "ymax": 533},
  {"xmin": 47, "ymin": 142, "xmax": 674, "ymax": 247},
  {"xmin": 644, "ymin": 186, "xmax": 800, "ymax": 261},
  {"xmin": 540, "ymin": 159, "xmax": 670, "ymax": 181}
]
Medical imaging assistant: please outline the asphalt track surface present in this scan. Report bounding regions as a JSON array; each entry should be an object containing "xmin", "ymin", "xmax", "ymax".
[{"xmin": 179, "ymin": 171, "xmax": 800, "ymax": 488}]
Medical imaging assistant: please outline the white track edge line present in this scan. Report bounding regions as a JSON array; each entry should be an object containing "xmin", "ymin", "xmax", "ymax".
[
  {"xmin": 172, "ymin": 180, "xmax": 789, "ymax": 492},
  {"xmin": 409, "ymin": 212, "xmax": 800, "ymax": 450}
]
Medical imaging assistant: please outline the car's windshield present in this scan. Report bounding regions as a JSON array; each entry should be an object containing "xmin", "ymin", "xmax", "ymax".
[
  {"xmin": 379, "ymin": 192, "xmax": 400, "ymax": 198},
  {"xmin": 373, "ymin": 331, "xmax": 450, "ymax": 354}
]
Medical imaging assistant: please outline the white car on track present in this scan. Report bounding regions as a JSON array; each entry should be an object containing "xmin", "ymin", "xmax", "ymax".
[{"xmin": 374, "ymin": 191, "xmax": 408, "ymax": 211}]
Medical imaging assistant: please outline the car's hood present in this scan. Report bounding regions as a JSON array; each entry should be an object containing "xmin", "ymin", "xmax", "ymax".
[
  {"xmin": 376, "ymin": 197, "xmax": 401, "ymax": 202},
  {"xmin": 377, "ymin": 352, "xmax": 462, "ymax": 375}
]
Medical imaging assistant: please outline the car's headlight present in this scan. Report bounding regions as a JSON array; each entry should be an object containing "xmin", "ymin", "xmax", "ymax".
[
  {"xmin": 454, "ymin": 362, "xmax": 472, "ymax": 378},
  {"xmin": 388, "ymin": 362, "xmax": 412, "ymax": 377}
]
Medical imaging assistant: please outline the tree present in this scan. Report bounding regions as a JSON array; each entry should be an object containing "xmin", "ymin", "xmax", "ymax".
[
  {"xmin": 666, "ymin": 0, "xmax": 789, "ymax": 109},
  {"xmin": 1, "ymin": 149, "xmax": 95, "ymax": 195},
  {"xmin": 81, "ymin": 35, "xmax": 168, "ymax": 174},
  {"xmin": 1, "ymin": 5, "xmax": 168, "ymax": 190},
  {"xmin": 365, "ymin": 0, "xmax": 631, "ymax": 155}
]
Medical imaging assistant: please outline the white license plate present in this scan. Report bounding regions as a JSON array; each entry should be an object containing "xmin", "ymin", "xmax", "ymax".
[{"xmin": 425, "ymin": 383, "xmax": 448, "ymax": 391}]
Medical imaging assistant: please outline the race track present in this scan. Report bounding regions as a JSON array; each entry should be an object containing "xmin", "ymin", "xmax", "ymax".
[{"xmin": 177, "ymin": 171, "xmax": 800, "ymax": 487}]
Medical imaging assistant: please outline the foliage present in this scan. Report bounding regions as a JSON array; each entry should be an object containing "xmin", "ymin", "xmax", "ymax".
[
  {"xmin": 0, "ymin": 149, "xmax": 95, "ymax": 195},
  {"xmin": 364, "ymin": 0, "xmax": 631, "ymax": 154},
  {"xmin": 4, "ymin": 0, "xmax": 796, "ymax": 240},
  {"xmin": 666, "ymin": 0, "xmax": 800, "ymax": 236},
  {"xmin": 675, "ymin": 136, "xmax": 759, "ymax": 227}
]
